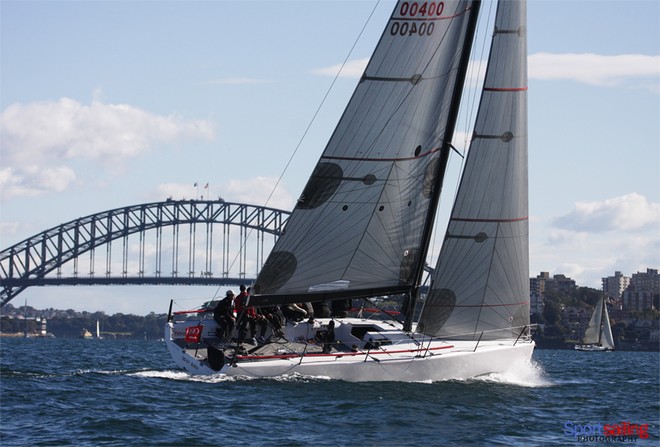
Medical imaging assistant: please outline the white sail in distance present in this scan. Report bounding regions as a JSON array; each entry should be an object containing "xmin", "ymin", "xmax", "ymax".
[
  {"xmin": 601, "ymin": 301, "xmax": 615, "ymax": 350},
  {"xmin": 582, "ymin": 297, "xmax": 615, "ymax": 349}
]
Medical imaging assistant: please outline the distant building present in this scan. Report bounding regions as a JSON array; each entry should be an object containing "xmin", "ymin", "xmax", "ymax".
[
  {"xmin": 561, "ymin": 305, "xmax": 591, "ymax": 341},
  {"xmin": 623, "ymin": 291, "xmax": 655, "ymax": 312},
  {"xmin": 622, "ymin": 268, "xmax": 659, "ymax": 312},
  {"xmin": 529, "ymin": 272, "xmax": 549, "ymax": 315},
  {"xmin": 631, "ymin": 268, "xmax": 659, "ymax": 294},
  {"xmin": 529, "ymin": 271, "xmax": 579, "ymax": 317},
  {"xmin": 602, "ymin": 271, "xmax": 630, "ymax": 300},
  {"xmin": 545, "ymin": 273, "xmax": 577, "ymax": 296}
]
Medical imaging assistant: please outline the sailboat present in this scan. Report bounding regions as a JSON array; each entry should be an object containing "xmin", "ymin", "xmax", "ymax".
[
  {"xmin": 165, "ymin": 0, "xmax": 535, "ymax": 381},
  {"xmin": 575, "ymin": 297, "xmax": 615, "ymax": 351},
  {"xmin": 96, "ymin": 320, "xmax": 103, "ymax": 340}
]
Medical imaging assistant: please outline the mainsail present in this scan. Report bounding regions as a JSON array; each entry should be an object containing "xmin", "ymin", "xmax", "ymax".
[
  {"xmin": 252, "ymin": 1, "xmax": 481, "ymax": 306},
  {"xmin": 582, "ymin": 299, "xmax": 604, "ymax": 345},
  {"xmin": 418, "ymin": 0, "xmax": 530, "ymax": 339}
]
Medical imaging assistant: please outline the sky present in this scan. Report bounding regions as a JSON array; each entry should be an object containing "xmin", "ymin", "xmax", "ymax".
[{"xmin": 1, "ymin": 0, "xmax": 659, "ymax": 315}]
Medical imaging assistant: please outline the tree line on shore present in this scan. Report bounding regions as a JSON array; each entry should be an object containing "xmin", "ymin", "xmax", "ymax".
[{"xmin": 0, "ymin": 306, "xmax": 167, "ymax": 340}]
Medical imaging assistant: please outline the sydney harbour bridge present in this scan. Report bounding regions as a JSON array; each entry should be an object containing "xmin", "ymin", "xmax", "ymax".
[{"xmin": 0, "ymin": 200, "xmax": 290, "ymax": 306}]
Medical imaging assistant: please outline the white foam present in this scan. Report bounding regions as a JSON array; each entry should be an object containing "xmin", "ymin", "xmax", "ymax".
[
  {"xmin": 128, "ymin": 369, "xmax": 333, "ymax": 383},
  {"xmin": 268, "ymin": 372, "xmax": 332, "ymax": 382},
  {"xmin": 128, "ymin": 369, "xmax": 238, "ymax": 383},
  {"xmin": 474, "ymin": 358, "xmax": 552, "ymax": 387}
]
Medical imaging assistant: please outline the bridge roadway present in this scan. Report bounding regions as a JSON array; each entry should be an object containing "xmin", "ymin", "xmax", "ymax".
[{"xmin": 0, "ymin": 200, "xmax": 290, "ymax": 306}]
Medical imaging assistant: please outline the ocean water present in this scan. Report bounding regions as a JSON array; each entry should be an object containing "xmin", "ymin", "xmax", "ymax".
[{"xmin": 1, "ymin": 338, "xmax": 657, "ymax": 446}]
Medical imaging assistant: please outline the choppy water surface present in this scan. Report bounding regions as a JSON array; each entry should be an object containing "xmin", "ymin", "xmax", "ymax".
[{"xmin": 1, "ymin": 338, "xmax": 657, "ymax": 446}]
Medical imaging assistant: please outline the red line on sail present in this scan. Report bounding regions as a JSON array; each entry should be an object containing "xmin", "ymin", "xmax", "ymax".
[{"xmin": 451, "ymin": 216, "xmax": 528, "ymax": 223}]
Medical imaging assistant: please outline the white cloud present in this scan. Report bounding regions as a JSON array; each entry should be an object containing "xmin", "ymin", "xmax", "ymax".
[
  {"xmin": 0, "ymin": 166, "xmax": 78, "ymax": 201},
  {"xmin": 0, "ymin": 97, "xmax": 215, "ymax": 201},
  {"xmin": 529, "ymin": 53, "xmax": 660, "ymax": 90},
  {"xmin": 532, "ymin": 194, "xmax": 660, "ymax": 288},
  {"xmin": 533, "ymin": 228, "xmax": 659, "ymax": 289},
  {"xmin": 310, "ymin": 58, "xmax": 369, "ymax": 78},
  {"xmin": 226, "ymin": 176, "xmax": 295, "ymax": 211},
  {"xmin": 553, "ymin": 193, "xmax": 660, "ymax": 232}
]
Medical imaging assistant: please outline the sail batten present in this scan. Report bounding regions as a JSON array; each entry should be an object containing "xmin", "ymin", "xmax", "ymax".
[{"xmin": 321, "ymin": 147, "xmax": 441, "ymax": 163}]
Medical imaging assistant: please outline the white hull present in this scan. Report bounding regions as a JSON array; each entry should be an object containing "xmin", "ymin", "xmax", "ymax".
[
  {"xmin": 165, "ymin": 317, "xmax": 534, "ymax": 382},
  {"xmin": 574, "ymin": 344, "xmax": 612, "ymax": 352}
]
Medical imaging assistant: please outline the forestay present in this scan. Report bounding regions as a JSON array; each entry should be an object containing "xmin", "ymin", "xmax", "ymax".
[
  {"xmin": 252, "ymin": 1, "xmax": 480, "ymax": 306},
  {"xmin": 418, "ymin": 0, "xmax": 530, "ymax": 339}
]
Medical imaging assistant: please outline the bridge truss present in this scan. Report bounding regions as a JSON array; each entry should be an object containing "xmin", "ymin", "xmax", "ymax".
[{"xmin": 0, "ymin": 200, "xmax": 290, "ymax": 305}]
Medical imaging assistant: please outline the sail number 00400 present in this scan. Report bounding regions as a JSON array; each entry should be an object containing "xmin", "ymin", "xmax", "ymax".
[
  {"xmin": 390, "ymin": 2, "xmax": 445, "ymax": 37},
  {"xmin": 398, "ymin": 1, "xmax": 445, "ymax": 17}
]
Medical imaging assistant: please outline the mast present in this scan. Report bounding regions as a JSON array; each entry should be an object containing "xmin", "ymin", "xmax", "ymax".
[
  {"xmin": 404, "ymin": 0, "xmax": 482, "ymax": 332},
  {"xmin": 597, "ymin": 298, "xmax": 604, "ymax": 345},
  {"xmin": 601, "ymin": 298, "xmax": 615, "ymax": 349}
]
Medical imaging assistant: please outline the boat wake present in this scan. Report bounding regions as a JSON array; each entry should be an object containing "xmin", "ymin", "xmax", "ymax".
[
  {"xmin": 128, "ymin": 369, "xmax": 332, "ymax": 383},
  {"xmin": 129, "ymin": 369, "xmax": 236, "ymax": 383},
  {"xmin": 472, "ymin": 359, "xmax": 552, "ymax": 388}
]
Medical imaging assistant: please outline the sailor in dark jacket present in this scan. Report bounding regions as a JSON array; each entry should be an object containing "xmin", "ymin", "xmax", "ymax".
[{"xmin": 213, "ymin": 290, "xmax": 235, "ymax": 339}]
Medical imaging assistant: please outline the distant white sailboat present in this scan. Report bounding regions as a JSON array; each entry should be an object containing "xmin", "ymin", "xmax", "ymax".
[
  {"xmin": 165, "ymin": 0, "xmax": 535, "ymax": 381},
  {"xmin": 96, "ymin": 320, "xmax": 103, "ymax": 339},
  {"xmin": 575, "ymin": 297, "xmax": 615, "ymax": 351}
]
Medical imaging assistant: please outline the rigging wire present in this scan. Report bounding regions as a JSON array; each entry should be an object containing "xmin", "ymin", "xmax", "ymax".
[
  {"xmin": 213, "ymin": 1, "xmax": 383, "ymax": 298},
  {"xmin": 263, "ymin": 1, "xmax": 384, "ymax": 209}
]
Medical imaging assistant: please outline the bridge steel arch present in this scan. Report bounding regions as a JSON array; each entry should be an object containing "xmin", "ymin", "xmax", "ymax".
[{"xmin": 0, "ymin": 200, "xmax": 290, "ymax": 306}]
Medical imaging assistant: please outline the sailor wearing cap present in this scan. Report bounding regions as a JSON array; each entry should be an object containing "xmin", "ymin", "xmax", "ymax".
[{"xmin": 213, "ymin": 290, "xmax": 236, "ymax": 338}]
